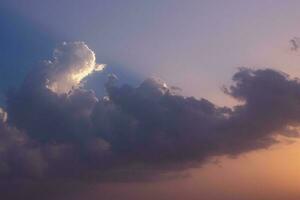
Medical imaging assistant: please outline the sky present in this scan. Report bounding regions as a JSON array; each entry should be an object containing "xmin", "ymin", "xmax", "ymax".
[{"xmin": 1, "ymin": 0, "xmax": 300, "ymax": 200}]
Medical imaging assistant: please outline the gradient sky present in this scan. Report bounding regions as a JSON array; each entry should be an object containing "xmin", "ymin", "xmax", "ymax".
[{"xmin": 1, "ymin": 1, "xmax": 300, "ymax": 199}]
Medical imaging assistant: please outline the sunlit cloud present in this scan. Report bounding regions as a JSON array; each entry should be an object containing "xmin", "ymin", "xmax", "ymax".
[
  {"xmin": 0, "ymin": 107, "xmax": 7, "ymax": 123},
  {"xmin": 44, "ymin": 42, "xmax": 105, "ymax": 94},
  {"xmin": 3, "ymin": 42, "xmax": 300, "ymax": 199}
]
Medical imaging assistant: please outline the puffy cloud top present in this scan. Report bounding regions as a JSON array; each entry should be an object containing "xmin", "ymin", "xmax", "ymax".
[
  {"xmin": 0, "ymin": 108, "xmax": 7, "ymax": 123},
  {"xmin": 43, "ymin": 42, "xmax": 105, "ymax": 94}
]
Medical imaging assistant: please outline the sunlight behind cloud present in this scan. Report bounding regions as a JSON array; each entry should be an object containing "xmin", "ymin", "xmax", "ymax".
[{"xmin": 45, "ymin": 42, "xmax": 105, "ymax": 94}]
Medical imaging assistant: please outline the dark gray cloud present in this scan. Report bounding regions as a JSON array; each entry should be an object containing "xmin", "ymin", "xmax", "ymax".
[
  {"xmin": 2, "ymin": 42, "xmax": 300, "ymax": 199},
  {"xmin": 290, "ymin": 37, "xmax": 300, "ymax": 51}
]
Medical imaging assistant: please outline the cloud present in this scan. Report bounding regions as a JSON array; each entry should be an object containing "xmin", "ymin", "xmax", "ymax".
[
  {"xmin": 39, "ymin": 41, "xmax": 105, "ymax": 94},
  {"xmin": 0, "ymin": 107, "xmax": 7, "ymax": 122},
  {"xmin": 2, "ymin": 42, "xmax": 300, "ymax": 198},
  {"xmin": 290, "ymin": 37, "xmax": 300, "ymax": 51}
]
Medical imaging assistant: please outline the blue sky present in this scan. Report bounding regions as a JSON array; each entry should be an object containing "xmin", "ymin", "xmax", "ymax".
[
  {"xmin": 0, "ymin": 0, "xmax": 300, "ymax": 103},
  {"xmin": 0, "ymin": 5, "xmax": 56, "ymax": 104},
  {"xmin": 2, "ymin": 0, "xmax": 300, "ymax": 106}
]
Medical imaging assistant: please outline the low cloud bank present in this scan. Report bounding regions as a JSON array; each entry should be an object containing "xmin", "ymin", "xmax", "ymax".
[{"xmin": 1, "ymin": 42, "xmax": 300, "ymax": 199}]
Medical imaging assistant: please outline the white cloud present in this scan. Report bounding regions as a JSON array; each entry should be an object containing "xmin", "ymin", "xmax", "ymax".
[
  {"xmin": 45, "ymin": 41, "xmax": 105, "ymax": 94},
  {"xmin": 0, "ymin": 108, "xmax": 7, "ymax": 123}
]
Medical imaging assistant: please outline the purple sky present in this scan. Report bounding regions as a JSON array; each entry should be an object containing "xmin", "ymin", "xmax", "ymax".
[
  {"xmin": 3, "ymin": 0, "xmax": 300, "ymax": 105},
  {"xmin": 1, "ymin": 1, "xmax": 300, "ymax": 200}
]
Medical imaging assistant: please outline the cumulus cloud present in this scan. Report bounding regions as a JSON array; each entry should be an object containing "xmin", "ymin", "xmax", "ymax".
[
  {"xmin": 41, "ymin": 41, "xmax": 105, "ymax": 94},
  {"xmin": 2, "ymin": 42, "xmax": 300, "ymax": 199},
  {"xmin": 0, "ymin": 107, "xmax": 7, "ymax": 122}
]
